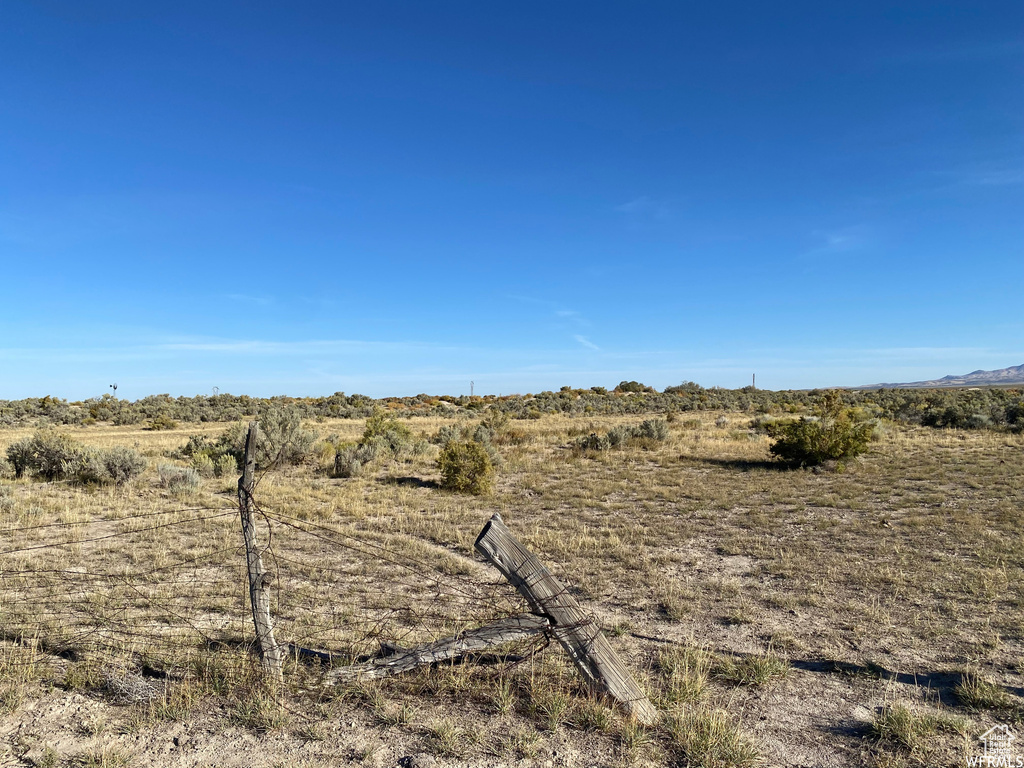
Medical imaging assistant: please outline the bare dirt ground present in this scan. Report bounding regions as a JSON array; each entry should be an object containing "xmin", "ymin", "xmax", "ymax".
[{"xmin": 1, "ymin": 414, "xmax": 1022, "ymax": 767}]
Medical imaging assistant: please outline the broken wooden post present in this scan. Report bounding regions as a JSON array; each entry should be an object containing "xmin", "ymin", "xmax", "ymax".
[
  {"xmin": 238, "ymin": 421, "xmax": 284, "ymax": 682},
  {"xmin": 326, "ymin": 612, "xmax": 552, "ymax": 682},
  {"xmin": 475, "ymin": 513, "xmax": 659, "ymax": 725}
]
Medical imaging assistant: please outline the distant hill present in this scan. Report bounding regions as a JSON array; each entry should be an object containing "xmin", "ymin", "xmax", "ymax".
[{"xmin": 857, "ymin": 363, "xmax": 1024, "ymax": 389}]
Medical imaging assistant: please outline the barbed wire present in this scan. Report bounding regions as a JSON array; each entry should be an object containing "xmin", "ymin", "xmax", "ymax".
[{"xmin": 0, "ymin": 475, "xmax": 530, "ymax": 683}]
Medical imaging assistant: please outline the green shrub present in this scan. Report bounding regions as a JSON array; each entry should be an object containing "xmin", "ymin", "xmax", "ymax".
[
  {"xmin": 5, "ymin": 440, "xmax": 32, "ymax": 478},
  {"xmin": 0, "ymin": 458, "xmax": 12, "ymax": 480},
  {"xmin": 437, "ymin": 441, "xmax": 495, "ymax": 495},
  {"xmin": 329, "ymin": 408, "xmax": 419, "ymax": 478},
  {"xmin": 766, "ymin": 391, "xmax": 873, "ymax": 467},
  {"xmin": 362, "ymin": 407, "xmax": 413, "ymax": 457},
  {"xmin": 606, "ymin": 425, "xmax": 633, "ymax": 447},
  {"xmin": 213, "ymin": 454, "xmax": 237, "ymax": 479},
  {"xmin": 20, "ymin": 430, "xmax": 85, "ymax": 481},
  {"xmin": 147, "ymin": 413, "xmax": 179, "ymax": 431},
  {"xmin": 75, "ymin": 449, "xmax": 109, "ymax": 485},
  {"xmin": 573, "ymin": 433, "xmax": 611, "ymax": 452},
  {"xmin": 191, "ymin": 453, "xmax": 216, "ymax": 478},
  {"xmin": 179, "ymin": 430, "xmax": 244, "ymax": 472},
  {"xmin": 749, "ymin": 415, "xmax": 785, "ymax": 433},
  {"xmin": 332, "ymin": 444, "xmax": 372, "ymax": 478},
  {"xmin": 614, "ymin": 381, "xmax": 654, "ymax": 394},
  {"xmin": 358, "ymin": 435, "xmax": 389, "ymax": 462},
  {"xmin": 102, "ymin": 446, "xmax": 147, "ymax": 485},
  {"xmin": 479, "ymin": 410, "xmax": 511, "ymax": 439},
  {"xmin": 178, "ymin": 413, "xmax": 313, "ymax": 472}
]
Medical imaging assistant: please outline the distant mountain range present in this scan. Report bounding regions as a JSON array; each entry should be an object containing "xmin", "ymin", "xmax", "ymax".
[{"xmin": 857, "ymin": 364, "xmax": 1024, "ymax": 389}]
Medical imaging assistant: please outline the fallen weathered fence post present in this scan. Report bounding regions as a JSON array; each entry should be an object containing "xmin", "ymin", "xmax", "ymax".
[
  {"xmin": 474, "ymin": 513, "xmax": 659, "ymax": 725},
  {"xmin": 325, "ymin": 612, "xmax": 552, "ymax": 682},
  {"xmin": 238, "ymin": 421, "xmax": 284, "ymax": 682}
]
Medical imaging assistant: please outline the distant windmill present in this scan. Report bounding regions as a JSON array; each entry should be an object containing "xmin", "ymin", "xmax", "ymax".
[
  {"xmin": 213, "ymin": 387, "xmax": 219, "ymax": 396},
  {"xmin": 110, "ymin": 383, "xmax": 117, "ymax": 396}
]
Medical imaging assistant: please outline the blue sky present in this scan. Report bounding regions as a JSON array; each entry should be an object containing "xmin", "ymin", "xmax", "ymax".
[{"xmin": 1, "ymin": 1, "xmax": 1021, "ymax": 399}]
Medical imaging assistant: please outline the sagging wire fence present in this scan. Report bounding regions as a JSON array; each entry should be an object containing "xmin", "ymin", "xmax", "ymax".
[
  {"xmin": 0, "ymin": 421, "xmax": 654, "ymax": 723},
  {"xmin": 0, "ymin": 449, "xmax": 524, "ymax": 690}
]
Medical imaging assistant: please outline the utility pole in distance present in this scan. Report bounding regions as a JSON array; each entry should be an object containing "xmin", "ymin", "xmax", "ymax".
[
  {"xmin": 470, "ymin": 381, "xmax": 474, "ymax": 397},
  {"xmin": 752, "ymin": 374, "xmax": 756, "ymax": 389}
]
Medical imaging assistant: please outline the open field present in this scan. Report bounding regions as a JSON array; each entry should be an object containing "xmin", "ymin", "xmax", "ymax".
[{"xmin": 1, "ymin": 413, "xmax": 1022, "ymax": 767}]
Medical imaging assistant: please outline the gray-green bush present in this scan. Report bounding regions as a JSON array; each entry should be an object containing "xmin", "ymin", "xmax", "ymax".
[
  {"xmin": 256, "ymin": 407, "xmax": 318, "ymax": 467},
  {"xmin": 574, "ymin": 418, "xmax": 669, "ymax": 452},
  {"xmin": 158, "ymin": 464, "xmax": 201, "ymax": 496},
  {"xmin": 102, "ymin": 446, "xmax": 147, "ymax": 485},
  {"xmin": 75, "ymin": 450, "xmax": 109, "ymax": 485},
  {"xmin": 5, "ymin": 431, "xmax": 147, "ymax": 486},
  {"xmin": 331, "ymin": 407, "xmax": 421, "ymax": 478},
  {"xmin": 24, "ymin": 430, "xmax": 85, "ymax": 481}
]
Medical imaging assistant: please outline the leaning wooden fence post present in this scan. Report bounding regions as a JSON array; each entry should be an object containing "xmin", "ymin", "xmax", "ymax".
[
  {"xmin": 475, "ymin": 513, "xmax": 658, "ymax": 726},
  {"xmin": 237, "ymin": 421, "xmax": 284, "ymax": 683}
]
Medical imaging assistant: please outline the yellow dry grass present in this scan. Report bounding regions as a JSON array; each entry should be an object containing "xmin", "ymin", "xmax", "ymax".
[{"xmin": 0, "ymin": 413, "xmax": 1021, "ymax": 766}]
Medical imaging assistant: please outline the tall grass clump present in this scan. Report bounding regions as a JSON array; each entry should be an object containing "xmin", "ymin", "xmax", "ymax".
[
  {"xmin": 0, "ymin": 486, "xmax": 14, "ymax": 514},
  {"xmin": 664, "ymin": 706, "xmax": 759, "ymax": 768}
]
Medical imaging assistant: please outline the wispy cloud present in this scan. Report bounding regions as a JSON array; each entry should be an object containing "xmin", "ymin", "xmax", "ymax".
[
  {"xmin": 873, "ymin": 39, "xmax": 1024, "ymax": 66},
  {"xmin": 507, "ymin": 295, "xmax": 591, "ymax": 329},
  {"xmin": 807, "ymin": 227, "xmax": 867, "ymax": 254},
  {"xmin": 223, "ymin": 293, "xmax": 274, "ymax": 306},
  {"xmin": 574, "ymin": 335, "xmax": 600, "ymax": 351},
  {"xmin": 158, "ymin": 337, "xmax": 462, "ymax": 355},
  {"xmin": 946, "ymin": 167, "xmax": 1024, "ymax": 187},
  {"xmin": 0, "ymin": 336, "xmax": 465, "ymax": 363},
  {"xmin": 614, "ymin": 196, "xmax": 671, "ymax": 220}
]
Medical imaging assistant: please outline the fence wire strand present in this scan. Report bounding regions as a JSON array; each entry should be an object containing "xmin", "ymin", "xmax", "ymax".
[{"xmin": 0, "ymin": 477, "xmax": 527, "ymax": 681}]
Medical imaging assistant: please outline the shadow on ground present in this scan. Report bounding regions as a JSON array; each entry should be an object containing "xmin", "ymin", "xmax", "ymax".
[
  {"xmin": 379, "ymin": 476, "xmax": 440, "ymax": 489},
  {"xmin": 680, "ymin": 455, "xmax": 783, "ymax": 472}
]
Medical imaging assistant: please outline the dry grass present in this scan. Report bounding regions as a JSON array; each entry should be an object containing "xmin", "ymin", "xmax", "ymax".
[{"xmin": 1, "ymin": 413, "xmax": 1022, "ymax": 766}]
